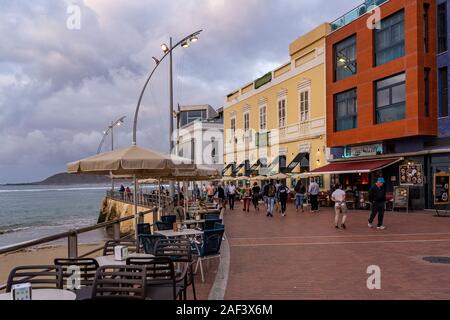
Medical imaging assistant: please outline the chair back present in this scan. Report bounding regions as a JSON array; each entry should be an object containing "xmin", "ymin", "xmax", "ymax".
[
  {"xmin": 161, "ymin": 215, "xmax": 177, "ymax": 225},
  {"xmin": 201, "ymin": 229, "xmax": 225, "ymax": 257},
  {"xmin": 103, "ymin": 240, "xmax": 137, "ymax": 256},
  {"xmin": 6, "ymin": 265, "xmax": 63, "ymax": 292},
  {"xmin": 204, "ymin": 219, "xmax": 222, "ymax": 231},
  {"xmin": 214, "ymin": 223, "xmax": 225, "ymax": 230},
  {"xmin": 155, "ymin": 221, "xmax": 172, "ymax": 231},
  {"xmin": 54, "ymin": 258, "xmax": 99, "ymax": 288},
  {"xmin": 126, "ymin": 257, "xmax": 177, "ymax": 299},
  {"xmin": 91, "ymin": 265, "xmax": 146, "ymax": 300},
  {"xmin": 204, "ymin": 214, "xmax": 220, "ymax": 220},
  {"xmin": 137, "ymin": 223, "xmax": 151, "ymax": 236},
  {"xmin": 154, "ymin": 239, "xmax": 192, "ymax": 262},
  {"xmin": 139, "ymin": 234, "xmax": 165, "ymax": 254}
]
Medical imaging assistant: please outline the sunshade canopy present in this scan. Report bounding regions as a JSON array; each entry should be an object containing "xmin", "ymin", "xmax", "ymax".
[
  {"xmin": 270, "ymin": 173, "xmax": 288, "ymax": 180},
  {"xmin": 67, "ymin": 145, "xmax": 196, "ymax": 178},
  {"xmin": 309, "ymin": 158, "xmax": 403, "ymax": 175}
]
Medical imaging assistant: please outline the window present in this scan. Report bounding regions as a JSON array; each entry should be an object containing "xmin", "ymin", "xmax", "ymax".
[
  {"xmin": 334, "ymin": 35, "xmax": 357, "ymax": 81},
  {"xmin": 278, "ymin": 99, "xmax": 286, "ymax": 128},
  {"xmin": 424, "ymin": 68, "xmax": 430, "ymax": 117},
  {"xmin": 438, "ymin": 3, "xmax": 448, "ymax": 53},
  {"xmin": 424, "ymin": 4, "xmax": 429, "ymax": 53},
  {"xmin": 439, "ymin": 67, "xmax": 448, "ymax": 117},
  {"xmin": 334, "ymin": 89, "xmax": 357, "ymax": 132},
  {"xmin": 375, "ymin": 73, "xmax": 406, "ymax": 124},
  {"xmin": 299, "ymin": 90, "xmax": 310, "ymax": 122},
  {"xmin": 243, "ymin": 112, "xmax": 250, "ymax": 132},
  {"xmin": 230, "ymin": 118, "xmax": 236, "ymax": 136},
  {"xmin": 375, "ymin": 11, "xmax": 405, "ymax": 66},
  {"xmin": 259, "ymin": 106, "xmax": 267, "ymax": 130}
]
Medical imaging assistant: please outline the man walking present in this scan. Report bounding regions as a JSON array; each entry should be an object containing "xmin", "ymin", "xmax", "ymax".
[
  {"xmin": 331, "ymin": 184, "xmax": 347, "ymax": 229},
  {"xmin": 228, "ymin": 182, "xmax": 236, "ymax": 210},
  {"xmin": 368, "ymin": 177, "xmax": 387, "ymax": 230},
  {"xmin": 277, "ymin": 181, "xmax": 290, "ymax": 217},
  {"xmin": 294, "ymin": 180, "xmax": 306, "ymax": 213},
  {"xmin": 263, "ymin": 180, "xmax": 277, "ymax": 217},
  {"xmin": 308, "ymin": 178, "xmax": 320, "ymax": 212}
]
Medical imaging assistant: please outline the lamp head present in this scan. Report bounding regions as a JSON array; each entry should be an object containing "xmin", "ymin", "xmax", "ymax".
[
  {"xmin": 181, "ymin": 40, "xmax": 190, "ymax": 48},
  {"xmin": 161, "ymin": 43, "xmax": 169, "ymax": 53},
  {"xmin": 190, "ymin": 35, "xmax": 199, "ymax": 42}
]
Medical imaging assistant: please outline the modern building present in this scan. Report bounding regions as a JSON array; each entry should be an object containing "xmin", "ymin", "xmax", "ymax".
[
  {"xmin": 223, "ymin": 23, "xmax": 330, "ymax": 188},
  {"xmin": 312, "ymin": 0, "xmax": 447, "ymax": 209},
  {"xmin": 176, "ymin": 104, "xmax": 224, "ymax": 172}
]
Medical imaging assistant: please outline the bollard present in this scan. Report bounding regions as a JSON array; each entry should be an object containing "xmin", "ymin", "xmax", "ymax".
[
  {"xmin": 113, "ymin": 222, "xmax": 121, "ymax": 241},
  {"xmin": 68, "ymin": 231, "xmax": 78, "ymax": 258}
]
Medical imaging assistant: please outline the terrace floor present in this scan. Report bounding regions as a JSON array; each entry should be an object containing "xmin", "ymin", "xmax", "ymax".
[{"xmin": 220, "ymin": 202, "xmax": 450, "ymax": 300}]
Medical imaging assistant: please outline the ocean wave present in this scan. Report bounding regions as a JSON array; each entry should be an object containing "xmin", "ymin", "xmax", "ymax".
[
  {"xmin": 0, "ymin": 226, "xmax": 31, "ymax": 235},
  {"xmin": 0, "ymin": 186, "xmax": 110, "ymax": 193}
]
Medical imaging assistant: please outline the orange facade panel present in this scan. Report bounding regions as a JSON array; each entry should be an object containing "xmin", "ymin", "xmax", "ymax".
[{"xmin": 326, "ymin": 0, "xmax": 437, "ymax": 148}]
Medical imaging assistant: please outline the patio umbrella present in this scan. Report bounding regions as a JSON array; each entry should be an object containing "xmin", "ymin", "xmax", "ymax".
[
  {"xmin": 251, "ymin": 175, "xmax": 269, "ymax": 181},
  {"xmin": 234, "ymin": 176, "xmax": 251, "ymax": 181},
  {"xmin": 291, "ymin": 172, "xmax": 311, "ymax": 179},
  {"xmin": 67, "ymin": 145, "xmax": 196, "ymax": 243},
  {"xmin": 270, "ymin": 173, "xmax": 288, "ymax": 180},
  {"xmin": 222, "ymin": 176, "xmax": 235, "ymax": 182}
]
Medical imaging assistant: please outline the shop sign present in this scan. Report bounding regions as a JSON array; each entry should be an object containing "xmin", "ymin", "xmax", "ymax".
[
  {"xmin": 344, "ymin": 144, "xmax": 383, "ymax": 158},
  {"xmin": 393, "ymin": 186, "xmax": 409, "ymax": 212},
  {"xmin": 434, "ymin": 173, "xmax": 450, "ymax": 205},
  {"xmin": 399, "ymin": 164, "xmax": 424, "ymax": 186}
]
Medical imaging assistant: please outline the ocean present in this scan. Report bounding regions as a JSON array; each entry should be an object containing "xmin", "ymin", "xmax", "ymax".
[{"xmin": 0, "ymin": 184, "xmax": 112, "ymax": 249}]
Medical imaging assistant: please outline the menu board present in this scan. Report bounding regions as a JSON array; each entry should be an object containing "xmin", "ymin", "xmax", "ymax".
[
  {"xmin": 393, "ymin": 186, "xmax": 409, "ymax": 211},
  {"xmin": 434, "ymin": 173, "xmax": 450, "ymax": 205},
  {"xmin": 399, "ymin": 164, "xmax": 424, "ymax": 186}
]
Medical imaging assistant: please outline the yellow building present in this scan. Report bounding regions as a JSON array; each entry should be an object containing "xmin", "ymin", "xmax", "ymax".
[{"xmin": 223, "ymin": 23, "xmax": 330, "ymax": 189}]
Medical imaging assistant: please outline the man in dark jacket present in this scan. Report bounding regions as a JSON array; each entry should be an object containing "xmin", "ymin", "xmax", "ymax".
[{"xmin": 368, "ymin": 177, "xmax": 387, "ymax": 230}]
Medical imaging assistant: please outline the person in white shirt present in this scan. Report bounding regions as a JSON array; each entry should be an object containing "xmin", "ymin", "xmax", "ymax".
[
  {"xmin": 331, "ymin": 184, "xmax": 347, "ymax": 229},
  {"xmin": 228, "ymin": 183, "xmax": 237, "ymax": 210},
  {"xmin": 308, "ymin": 179, "xmax": 320, "ymax": 212}
]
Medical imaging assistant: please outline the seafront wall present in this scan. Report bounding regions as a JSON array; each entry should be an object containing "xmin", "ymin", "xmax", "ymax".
[{"xmin": 98, "ymin": 197, "xmax": 156, "ymax": 235}]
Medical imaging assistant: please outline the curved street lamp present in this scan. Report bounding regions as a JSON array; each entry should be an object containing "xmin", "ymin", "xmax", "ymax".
[
  {"xmin": 132, "ymin": 29, "xmax": 203, "ymax": 146},
  {"xmin": 97, "ymin": 116, "xmax": 127, "ymax": 154},
  {"xmin": 98, "ymin": 115, "xmax": 126, "ymax": 191}
]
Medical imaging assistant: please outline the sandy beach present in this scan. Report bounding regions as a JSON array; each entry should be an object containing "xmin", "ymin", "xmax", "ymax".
[{"xmin": 0, "ymin": 244, "xmax": 102, "ymax": 289}]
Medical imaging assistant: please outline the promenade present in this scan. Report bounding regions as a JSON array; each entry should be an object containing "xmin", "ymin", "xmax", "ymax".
[{"xmin": 221, "ymin": 202, "xmax": 450, "ymax": 299}]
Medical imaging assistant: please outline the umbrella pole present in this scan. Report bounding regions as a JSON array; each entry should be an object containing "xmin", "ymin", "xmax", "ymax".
[
  {"xmin": 158, "ymin": 179, "xmax": 161, "ymax": 215},
  {"xmin": 133, "ymin": 174, "xmax": 139, "ymax": 252}
]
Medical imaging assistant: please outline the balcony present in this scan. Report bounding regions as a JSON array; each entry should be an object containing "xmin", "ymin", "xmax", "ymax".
[
  {"xmin": 279, "ymin": 118, "xmax": 326, "ymax": 143},
  {"xmin": 330, "ymin": 0, "xmax": 389, "ymax": 32}
]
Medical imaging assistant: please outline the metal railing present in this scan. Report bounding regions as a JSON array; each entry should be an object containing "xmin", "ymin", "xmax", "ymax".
[
  {"xmin": 106, "ymin": 190, "xmax": 173, "ymax": 211},
  {"xmin": 0, "ymin": 208, "xmax": 156, "ymax": 291},
  {"xmin": 330, "ymin": 0, "xmax": 389, "ymax": 32}
]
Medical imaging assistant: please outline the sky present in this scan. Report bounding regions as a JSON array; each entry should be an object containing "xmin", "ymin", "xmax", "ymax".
[{"xmin": 0, "ymin": 0, "xmax": 361, "ymax": 184}]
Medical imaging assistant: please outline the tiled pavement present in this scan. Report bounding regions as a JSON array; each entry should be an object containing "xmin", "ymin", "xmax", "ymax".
[{"xmin": 222, "ymin": 202, "xmax": 450, "ymax": 299}]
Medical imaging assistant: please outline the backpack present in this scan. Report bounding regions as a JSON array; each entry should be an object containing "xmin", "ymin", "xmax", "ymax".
[{"xmin": 267, "ymin": 184, "xmax": 276, "ymax": 197}]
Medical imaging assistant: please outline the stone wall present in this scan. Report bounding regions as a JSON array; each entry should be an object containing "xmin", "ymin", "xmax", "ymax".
[{"xmin": 98, "ymin": 197, "xmax": 156, "ymax": 235}]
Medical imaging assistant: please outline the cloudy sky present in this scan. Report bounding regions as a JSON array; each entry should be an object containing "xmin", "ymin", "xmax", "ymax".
[{"xmin": 0, "ymin": 0, "xmax": 361, "ymax": 183}]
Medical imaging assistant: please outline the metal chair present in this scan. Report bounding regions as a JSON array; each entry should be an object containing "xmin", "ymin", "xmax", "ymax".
[
  {"xmin": 155, "ymin": 221, "xmax": 172, "ymax": 231},
  {"xmin": 139, "ymin": 234, "xmax": 165, "ymax": 255},
  {"xmin": 203, "ymin": 219, "xmax": 222, "ymax": 231},
  {"xmin": 54, "ymin": 258, "xmax": 99, "ymax": 300},
  {"xmin": 126, "ymin": 257, "xmax": 183, "ymax": 300},
  {"xmin": 6, "ymin": 265, "xmax": 63, "ymax": 292},
  {"xmin": 102, "ymin": 240, "xmax": 137, "ymax": 256},
  {"xmin": 91, "ymin": 265, "xmax": 147, "ymax": 300},
  {"xmin": 137, "ymin": 223, "xmax": 151, "ymax": 236},
  {"xmin": 154, "ymin": 239, "xmax": 196, "ymax": 300},
  {"xmin": 161, "ymin": 215, "xmax": 177, "ymax": 225},
  {"xmin": 204, "ymin": 214, "xmax": 220, "ymax": 220},
  {"xmin": 193, "ymin": 228, "xmax": 225, "ymax": 282}
]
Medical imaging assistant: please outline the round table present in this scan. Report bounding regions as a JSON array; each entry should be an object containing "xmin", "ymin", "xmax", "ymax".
[
  {"xmin": 0, "ymin": 289, "xmax": 76, "ymax": 300},
  {"xmin": 95, "ymin": 253, "xmax": 154, "ymax": 267}
]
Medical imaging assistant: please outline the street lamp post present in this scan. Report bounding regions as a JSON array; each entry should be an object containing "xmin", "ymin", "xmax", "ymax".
[{"xmin": 98, "ymin": 116, "xmax": 126, "ymax": 190}]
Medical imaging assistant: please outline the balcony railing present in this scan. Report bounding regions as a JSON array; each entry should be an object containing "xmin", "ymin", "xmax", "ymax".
[
  {"xmin": 106, "ymin": 190, "xmax": 173, "ymax": 211},
  {"xmin": 279, "ymin": 122, "xmax": 311, "ymax": 142},
  {"xmin": 330, "ymin": 0, "xmax": 389, "ymax": 32}
]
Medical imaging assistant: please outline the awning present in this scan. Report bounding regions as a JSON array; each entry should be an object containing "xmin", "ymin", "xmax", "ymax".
[
  {"xmin": 284, "ymin": 153, "xmax": 309, "ymax": 173},
  {"xmin": 232, "ymin": 160, "xmax": 251, "ymax": 176},
  {"xmin": 309, "ymin": 158, "xmax": 403, "ymax": 175},
  {"xmin": 222, "ymin": 162, "xmax": 236, "ymax": 176},
  {"xmin": 267, "ymin": 155, "xmax": 287, "ymax": 174},
  {"xmin": 250, "ymin": 158, "xmax": 266, "ymax": 171}
]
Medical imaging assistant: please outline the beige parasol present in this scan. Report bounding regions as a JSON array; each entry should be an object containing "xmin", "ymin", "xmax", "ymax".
[
  {"xmin": 250, "ymin": 175, "xmax": 269, "ymax": 181},
  {"xmin": 270, "ymin": 173, "xmax": 289, "ymax": 180}
]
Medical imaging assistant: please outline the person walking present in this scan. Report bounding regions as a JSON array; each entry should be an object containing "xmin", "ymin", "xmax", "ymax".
[
  {"xmin": 294, "ymin": 180, "xmax": 306, "ymax": 213},
  {"xmin": 228, "ymin": 182, "xmax": 236, "ymax": 210},
  {"xmin": 207, "ymin": 183, "xmax": 216, "ymax": 203},
  {"xmin": 277, "ymin": 181, "xmax": 290, "ymax": 217},
  {"xmin": 217, "ymin": 183, "xmax": 225, "ymax": 209},
  {"xmin": 243, "ymin": 182, "xmax": 252, "ymax": 212},
  {"xmin": 251, "ymin": 182, "xmax": 261, "ymax": 211},
  {"xmin": 368, "ymin": 177, "xmax": 387, "ymax": 230},
  {"xmin": 331, "ymin": 184, "xmax": 347, "ymax": 229},
  {"xmin": 274, "ymin": 180, "xmax": 281, "ymax": 213},
  {"xmin": 193, "ymin": 184, "xmax": 201, "ymax": 201},
  {"xmin": 119, "ymin": 184, "xmax": 125, "ymax": 200},
  {"xmin": 308, "ymin": 179, "xmax": 320, "ymax": 212},
  {"xmin": 263, "ymin": 180, "xmax": 277, "ymax": 217}
]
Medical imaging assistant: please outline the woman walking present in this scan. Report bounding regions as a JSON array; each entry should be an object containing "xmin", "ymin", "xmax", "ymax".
[
  {"xmin": 294, "ymin": 180, "xmax": 306, "ymax": 213},
  {"xmin": 251, "ymin": 182, "xmax": 261, "ymax": 211},
  {"xmin": 243, "ymin": 182, "xmax": 252, "ymax": 212},
  {"xmin": 277, "ymin": 181, "xmax": 290, "ymax": 217}
]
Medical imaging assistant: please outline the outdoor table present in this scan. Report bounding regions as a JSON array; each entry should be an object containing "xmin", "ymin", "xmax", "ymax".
[
  {"xmin": 95, "ymin": 253, "xmax": 155, "ymax": 267},
  {"xmin": 155, "ymin": 229, "xmax": 203, "ymax": 238},
  {"xmin": 0, "ymin": 289, "xmax": 76, "ymax": 300},
  {"xmin": 182, "ymin": 219, "xmax": 205, "ymax": 225}
]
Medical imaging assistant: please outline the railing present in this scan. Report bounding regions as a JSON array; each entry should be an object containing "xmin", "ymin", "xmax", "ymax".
[
  {"xmin": 330, "ymin": 0, "xmax": 389, "ymax": 32},
  {"xmin": 279, "ymin": 121, "xmax": 311, "ymax": 142},
  {"xmin": 0, "ymin": 208, "xmax": 156, "ymax": 291},
  {"xmin": 106, "ymin": 190, "xmax": 173, "ymax": 212}
]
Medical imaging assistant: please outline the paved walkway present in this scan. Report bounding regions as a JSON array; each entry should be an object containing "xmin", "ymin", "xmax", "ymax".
[{"xmin": 222, "ymin": 202, "xmax": 450, "ymax": 299}]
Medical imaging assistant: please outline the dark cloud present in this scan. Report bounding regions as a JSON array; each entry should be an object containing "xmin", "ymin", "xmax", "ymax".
[{"xmin": 0, "ymin": 0, "xmax": 361, "ymax": 183}]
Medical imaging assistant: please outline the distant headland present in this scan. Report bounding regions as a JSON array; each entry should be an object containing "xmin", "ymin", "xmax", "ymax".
[{"xmin": 3, "ymin": 173, "xmax": 114, "ymax": 186}]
